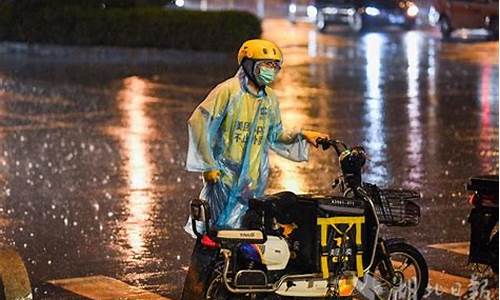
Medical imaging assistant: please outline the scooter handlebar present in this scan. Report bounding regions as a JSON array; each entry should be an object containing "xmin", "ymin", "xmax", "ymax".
[
  {"xmin": 316, "ymin": 137, "xmax": 331, "ymax": 150},
  {"xmin": 316, "ymin": 137, "xmax": 347, "ymax": 156}
]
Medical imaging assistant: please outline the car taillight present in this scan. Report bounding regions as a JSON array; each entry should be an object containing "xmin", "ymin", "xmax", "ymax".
[
  {"xmin": 201, "ymin": 234, "xmax": 220, "ymax": 249},
  {"xmin": 468, "ymin": 193, "xmax": 498, "ymax": 207},
  {"xmin": 468, "ymin": 193, "xmax": 478, "ymax": 206}
]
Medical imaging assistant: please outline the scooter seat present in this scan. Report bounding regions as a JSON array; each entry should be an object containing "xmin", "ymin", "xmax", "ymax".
[
  {"xmin": 249, "ymin": 192, "xmax": 299, "ymax": 211},
  {"xmin": 248, "ymin": 197, "xmax": 273, "ymax": 212}
]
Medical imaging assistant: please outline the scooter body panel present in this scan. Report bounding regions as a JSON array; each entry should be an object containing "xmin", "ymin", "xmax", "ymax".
[{"xmin": 261, "ymin": 236, "xmax": 290, "ymax": 270}]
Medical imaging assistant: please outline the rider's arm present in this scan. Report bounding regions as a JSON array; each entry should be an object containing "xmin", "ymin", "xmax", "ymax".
[
  {"xmin": 267, "ymin": 98, "xmax": 309, "ymax": 162},
  {"xmin": 186, "ymin": 82, "xmax": 230, "ymax": 172}
]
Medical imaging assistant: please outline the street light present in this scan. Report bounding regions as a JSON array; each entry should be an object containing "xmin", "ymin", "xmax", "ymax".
[{"xmin": 175, "ymin": 0, "xmax": 184, "ymax": 7}]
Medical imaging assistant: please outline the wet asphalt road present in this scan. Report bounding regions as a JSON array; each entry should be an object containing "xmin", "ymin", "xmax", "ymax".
[{"xmin": 0, "ymin": 19, "xmax": 497, "ymax": 299}]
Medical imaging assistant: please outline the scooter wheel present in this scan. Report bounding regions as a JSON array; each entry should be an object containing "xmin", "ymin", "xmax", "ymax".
[
  {"xmin": 205, "ymin": 266, "xmax": 236, "ymax": 300},
  {"xmin": 489, "ymin": 232, "xmax": 498, "ymax": 274},
  {"xmin": 370, "ymin": 242, "xmax": 429, "ymax": 300}
]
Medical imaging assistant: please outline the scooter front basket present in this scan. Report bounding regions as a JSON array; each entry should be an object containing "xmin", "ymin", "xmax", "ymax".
[{"xmin": 365, "ymin": 184, "xmax": 421, "ymax": 226}]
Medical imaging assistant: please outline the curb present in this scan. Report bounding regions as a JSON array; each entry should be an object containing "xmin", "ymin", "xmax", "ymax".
[{"xmin": 0, "ymin": 41, "xmax": 232, "ymax": 64}]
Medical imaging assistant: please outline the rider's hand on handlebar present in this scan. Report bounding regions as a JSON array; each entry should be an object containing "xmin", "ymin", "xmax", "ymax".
[
  {"xmin": 203, "ymin": 170, "xmax": 220, "ymax": 184},
  {"xmin": 302, "ymin": 130, "xmax": 329, "ymax": 148}
]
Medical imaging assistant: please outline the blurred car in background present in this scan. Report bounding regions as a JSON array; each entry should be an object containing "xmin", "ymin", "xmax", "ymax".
[
  {"xmin": 428, "ymin": 0, "xmax": 498, "ymax": 39},
  {"xmin": 288, "ymin": 0, "xmax": 318, "ymax": 23},
  {"xmin": 313, "ymin": 0, "xmax": 419, "ymax": 32},
  {"xmin": 164, "ymin": 0, "xmax": 186, "ymax": 9}
]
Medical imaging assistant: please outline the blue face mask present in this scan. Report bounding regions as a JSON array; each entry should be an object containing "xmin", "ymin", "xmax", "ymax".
[{"xmin": 256, "ymin": 66, "xmax": 277, "ymax": 86}]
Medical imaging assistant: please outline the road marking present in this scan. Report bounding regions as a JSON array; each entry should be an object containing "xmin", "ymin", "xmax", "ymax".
[
  {"xmin": 49, "ymin": 275, "xmax": 171, "ymax": 300},
  {"xmin": 47, "ymin": 269, "xmax": 471, "ymax": 299},
  {"xmin": 428, "ymin": 269, "xmax": 470, "ymax": 296},
  {"xmin": 0, "ymin": 248, "xmax": 32, "ymax": 300},
  {"xmin": 391, "ymin": 258, "xmax": 470, "ymax": 296},
  {"xmin": 428, "ymin": 242, "xmax": 470, "ymax": 256},
  {"xmin": 426, "ymin": 242, "xmax": 473, "ymax": 296}
]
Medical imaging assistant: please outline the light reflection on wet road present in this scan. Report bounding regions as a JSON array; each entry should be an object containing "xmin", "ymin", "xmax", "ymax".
[{"xmin": 0, "ymin": 19, "xmax": 497, "ymax": 299}]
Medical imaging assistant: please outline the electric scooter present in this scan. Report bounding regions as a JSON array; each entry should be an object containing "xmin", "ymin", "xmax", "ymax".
[
  {"xmin": 466, "ymin": 175, "xmax": 499, "ymax": 273},
  {"xmin": 190, "ymin": 138, "xmax": 429, "ymax": 299}
]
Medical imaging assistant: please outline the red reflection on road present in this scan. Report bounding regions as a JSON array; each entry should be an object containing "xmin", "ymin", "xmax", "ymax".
[{"xmin": 478, "ymin": 63, "xmax": 495, "ymax": 172}]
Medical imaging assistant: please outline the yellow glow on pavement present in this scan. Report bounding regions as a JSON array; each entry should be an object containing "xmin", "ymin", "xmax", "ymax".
[
  {"xmin": 428, "ymin": 242, "xmax": 470, "ymax": 256},
  {"xmin": 118, "ymin": 76, "xmax": 155, "ymax": 259}
]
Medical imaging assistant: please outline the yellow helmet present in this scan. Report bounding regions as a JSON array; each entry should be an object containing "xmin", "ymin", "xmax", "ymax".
[{"xmin": 237, "ymin": 39, "xmax": 283, "ymax": 65}]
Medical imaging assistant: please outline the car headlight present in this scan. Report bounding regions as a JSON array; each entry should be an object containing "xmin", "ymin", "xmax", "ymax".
[
  {"xmin": 365, "ymin": 7, "xmax": 380, "ymax": 16},
  {"xmin": 407, "ymin": 4, "xmax": 419, "ymax": 17},
  {"xmin": 307, "ymin": 5, "xmax": 318, "ymax": 18},
  {"xmin": 428, "ymin": 6, "xmax": 440, "ymax": 24}
]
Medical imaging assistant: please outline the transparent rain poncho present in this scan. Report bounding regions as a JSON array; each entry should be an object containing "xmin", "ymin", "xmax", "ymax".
[{"xmin": 184, "ymin": 70, "xmax": 309, "ymax": 233}]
